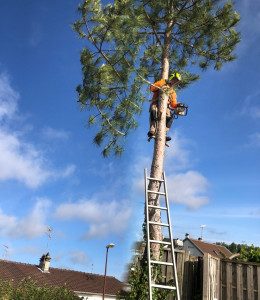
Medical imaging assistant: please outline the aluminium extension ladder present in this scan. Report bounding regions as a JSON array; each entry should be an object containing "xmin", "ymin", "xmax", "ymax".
[{"xmin": 144, "ymin": 168, "xmax": 180, "ymax": 300}]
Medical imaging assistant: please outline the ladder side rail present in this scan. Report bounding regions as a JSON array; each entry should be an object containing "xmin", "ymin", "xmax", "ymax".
[
  {"xmin": 145, "ymin": 169, "xmax": 152, "ymax": 300},
  {"xmin": 163, "ymin": 171, "xmax": 181, "ymax": 300}
]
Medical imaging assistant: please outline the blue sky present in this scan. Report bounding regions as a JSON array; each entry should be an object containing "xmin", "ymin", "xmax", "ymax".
[{"xmin": 0, "ymin": 0, "xmax": 259, "ymax": 281}]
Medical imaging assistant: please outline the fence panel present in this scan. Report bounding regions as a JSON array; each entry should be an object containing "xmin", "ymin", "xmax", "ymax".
[
  {"xmin": 164, "ymin": 251, "xmax": 260, "ymax": 300},
  {"xmin": 162, "ymin": 249, "xmax": 202, "ymax": 300},
  {"xmin": 236, "ymin": 263, "xmax": 243, "ymax": 300},
  {"xmin": 220, "ymin": 259, "xmax": 260, "ymax": 300},
  {"xmin": 203, "ymin": 253, "xmax": 220, "ymax": 300}
]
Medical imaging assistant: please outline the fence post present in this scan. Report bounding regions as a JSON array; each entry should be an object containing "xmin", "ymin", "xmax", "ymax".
[
  {"xmin": 203, "ymin": 253, "xmax": 209, "ymax": 300},
  {"xmin": 203, "ymin": 254, "xmax": 221, "ymax": 300},
  {"xmin": 226, "ymin": 262, "xmax": 232, "ymax": 299},
  {"xmin": 216, "ymin": 256, "xmax": 220, "ymax": 300},
  {"xmin": 257, "ymin": 266, "xmax": 260, "ymax": 300},
  {"xmin": 236, "ymin": 263, "xmax": 243, "ymax": 300},
  {"xmin": 176, "ymin": 249, "xmax": 189, "ymax": 299},
  {"xmin": 247, "ymin": 265, "xmax": 254, "ymax": 299}
]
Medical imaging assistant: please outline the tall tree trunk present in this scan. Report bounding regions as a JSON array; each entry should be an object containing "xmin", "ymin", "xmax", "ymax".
[{"xmin": 148, "ymin": 21, "xmax": 173, "ymax": 261}]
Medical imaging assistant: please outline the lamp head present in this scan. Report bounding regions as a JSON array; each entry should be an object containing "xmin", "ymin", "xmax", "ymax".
[{"xmin": 106, "ymin": 243, "xmax": 115, "ymax": 249}]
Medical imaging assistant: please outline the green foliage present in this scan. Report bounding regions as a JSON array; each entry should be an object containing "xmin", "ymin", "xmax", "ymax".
[
  {"xmin": 117, "ymin": 244, "xmax": 177, "ymax": 300},
  {"xmin": 74, "ymin": 0, "xmax": 240, "ymax": 155},
  {"xmin": 216, "ymin": 242, "xmax": 260, "ymax": 263},
  {"xmin": 117, "ymin": 221, "xmax": 176, "ymax": 300},
  {"xmin": 0, "ymin": 277, "xmax": 80, "ymax": 300},
  {"xmin": 238, "ymin": 244, "xmax": 260, "ymax": 263}
]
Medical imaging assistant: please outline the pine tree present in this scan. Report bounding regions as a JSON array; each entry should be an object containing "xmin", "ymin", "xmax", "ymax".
[{"xmin": 73, "ymin": 0, "xmax": 240, "ymax": 262}]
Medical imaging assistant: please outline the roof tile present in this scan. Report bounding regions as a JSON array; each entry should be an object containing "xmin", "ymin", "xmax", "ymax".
[
  {"xmin": 189, "ymin": 238, "xmax": 233, "ymax": 259},
  {"xmin": 0, "ymin": 259, "xmax": 124, "ymax": 296}
]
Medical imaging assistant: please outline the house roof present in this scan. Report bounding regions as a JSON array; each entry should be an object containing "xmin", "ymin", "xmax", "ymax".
[
  {"xmin": 0, "ymin": 259, "xmax": 124, "ymax": 296},
  {"xmin": 186, "ymin": 238, "xmax": 233, "ymax": 259}
]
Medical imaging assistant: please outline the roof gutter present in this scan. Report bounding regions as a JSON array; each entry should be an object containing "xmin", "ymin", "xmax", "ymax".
[{"xmin": 74, "ymin": 290, "xmax": 116, "ymax": 297}]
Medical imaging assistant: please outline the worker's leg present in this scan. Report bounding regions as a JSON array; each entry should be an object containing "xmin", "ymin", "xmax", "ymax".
[
  {"xmin": 166, "ymin": 107, "xmax": 174, "ymax": 140},
  {"xmin": 148, "ymin": 102, "xmax": 158, "ymax": 137}
]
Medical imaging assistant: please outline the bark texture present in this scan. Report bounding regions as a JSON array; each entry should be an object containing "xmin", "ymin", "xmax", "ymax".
[{"xmin": 148, "ymin": 20, "xmax": 173, "ymax": 260}]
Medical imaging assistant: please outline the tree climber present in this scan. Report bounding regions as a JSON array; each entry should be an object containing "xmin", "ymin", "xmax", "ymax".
[{"xmin": 147, "ymin": 73, "xmax": 182, "ymax": 142}]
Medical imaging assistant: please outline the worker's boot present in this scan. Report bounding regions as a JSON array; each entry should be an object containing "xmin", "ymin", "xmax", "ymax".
[{"xmin": 147, "ymin": 131, "xmax": 156, "ymax": 142}]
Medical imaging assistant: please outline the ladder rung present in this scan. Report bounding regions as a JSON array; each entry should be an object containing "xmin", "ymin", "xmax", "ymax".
[
  {"xmin": 151, "ymin": 284, "xmax": 176, "ymax": 290},
  {"xmin": 148, "ymin": 221, "xmax": 169, "ymax": 227},
  {"xmin": 149, "ymin": 240, "xmax": 171, "ymax": 245},
  {"xmin": 147, "ymin": 190, "xmax": 165, "ymax": 195},
  {"xmin": 147, "ymin": 176, "xmax": 164, "ymax": 182},
  {"xmin": 150, "ymin": 260, "xmax": 174, "ymax": 266},
  {"xmin": 148, "ymin": 205, "xmax": 167, "ymax": 210}
]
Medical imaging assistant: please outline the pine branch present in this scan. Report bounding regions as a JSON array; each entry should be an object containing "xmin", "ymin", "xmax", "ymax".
[
  {"xmin": 175, "ymin": 0, "xmax": 191, "ymax": 16},
  {"xmin": 83, "ymin": 16, "xmax": 124, "ymax": 82},
  {"xmin": 112, "ymin": 50, "xmax": 132, "ymax": 67},
  {"xmin": 143, "ymin": 7, "xmax": 164, "ymax": 49},
  {"xmin": 183, "ymin": 0, "xmax": 200, "ymax": 11},
  {"xmin": 95, "ymin": 101, "xmax": 125, "ymax": 136},
  {"xmin": 171, "ymin": 34, "xmax": 227, "ymax": 60},
  {"xmin": 138, "ymin": 31, "xmax": 165, "ymax": 35},
  {"xmin": 99, "ymin": 1, "xmax": 129, "ymax": 49}
]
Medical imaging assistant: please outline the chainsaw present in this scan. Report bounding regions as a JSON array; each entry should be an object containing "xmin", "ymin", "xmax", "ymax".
[{"xmin": 173, "ymin": 103, "xmax": 188, "ymax": 119}]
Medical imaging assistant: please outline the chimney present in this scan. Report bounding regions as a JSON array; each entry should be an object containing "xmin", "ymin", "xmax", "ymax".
[
  {"xmin": 198, "ymin": 237, "xmax": 202, "ymax": 241},
  {"xmin": 174, "ymin": 238, "xmax": 184, "ymax": 248},
  {"xmin": 185, "ymin": 233, "xmax": 190, "ymax": 239},
  {"xmin": 39, "ymin": 252, "xmax": 51, "ymax": 273}
]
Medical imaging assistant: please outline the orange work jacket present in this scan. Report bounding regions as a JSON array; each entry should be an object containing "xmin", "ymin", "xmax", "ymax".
[{"xmin": 150, "ymin": 79, "xmax": 177, "ymax": 108}]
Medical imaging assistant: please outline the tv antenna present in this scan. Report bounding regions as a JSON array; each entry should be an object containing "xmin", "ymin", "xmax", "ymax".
[
  {"xmin": 200, "ymin": 225, "xmax": 206, "ymax": 239},
  {"xmin": 2, "ymin": 244, "xmax": 9, "ymax": 259},
  {"xmin": 45, "ymin": 226, "xmax": 52, "ymax": 252}
]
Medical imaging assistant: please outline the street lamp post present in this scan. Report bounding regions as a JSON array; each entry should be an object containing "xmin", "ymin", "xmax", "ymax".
[{"xmin": 102, "ymin": 243, "xmax": 115, "ymax": 300}]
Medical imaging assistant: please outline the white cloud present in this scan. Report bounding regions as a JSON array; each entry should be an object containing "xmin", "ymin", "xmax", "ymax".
[
  {"xmin": 167, "ymin": 171, "xmax": 210, "ymax": 210},
  {"xmin": 42, "ymin": 127, "xmax": 69, "ymax": 140},
  {"xmin": 0, "ymin": 131, "xmax": 51, "ymax": 188},
  {"xmin": 60, "ymin": 164, "xmax": 76, "ymax": 178},
  {"xmin": 164, "ymin": 131, "xmax": 194, "ymax": 171},
  {"xmin": 18, "ymin": 245, "xmax": 43, "ymax": 256},
  {"xmin": 0, "ymin": 209, "xmax": 16, "ymax": 229},
  {"xmin": 131, "ymin": 131, "xmax": 209, "ymax": 210},
  {"xmin": 54, "ymin": 250, "xmax": 91, "ymax": 267},
  {"xmin": 0, "ymin": 73, "xmax": 18, "ymax": 120},
  {"xmin": 0, "ymin": 198, "xmax": 51, "ymax": 239},
  {"xmin": 0, "ymin": 72, "xmax": 75, "ymax": 188},
  {"xmin": 69, "ymin": 250, "xmax": 90, "ymax": 266},
  {"xmin": 239, "ymin": 87, "xmax": 260, "ymax": 120},
  {"xmin": 54, "ymin": 199, "xmax": 132, "ymax": 239}
]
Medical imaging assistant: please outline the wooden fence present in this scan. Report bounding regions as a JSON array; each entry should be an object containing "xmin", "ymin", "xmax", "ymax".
[
  {"xmin": 161, "ymin": 249, "xmax": 203, "ymax": 300},
  {"xmin": 203, "ymin": 254, "xmax": 260, "ymax": 300},
  {"xmin": 136, "ymin": 245, "xmax": 260, "ymax": 299},
  {"xmin": 162, "ymin": 250, "xmax": 260, "ymax": 300}
]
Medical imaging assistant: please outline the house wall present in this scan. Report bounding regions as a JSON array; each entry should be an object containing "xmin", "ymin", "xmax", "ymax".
[{"xmin": 182, "ymin": 240, "xmax": 203, "ymax": 257}]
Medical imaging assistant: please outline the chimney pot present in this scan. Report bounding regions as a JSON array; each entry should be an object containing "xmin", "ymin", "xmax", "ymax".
[
  {"xmin": 185, "ymin": 233, "xmax": 190, "ymax": 238},
  {"xmin": 39, "ymin": 253, "xmax": 51, "ymax": 273}
]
